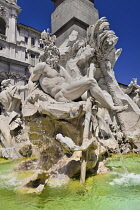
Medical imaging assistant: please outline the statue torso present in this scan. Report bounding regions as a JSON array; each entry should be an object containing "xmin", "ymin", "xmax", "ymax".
[{"xmin": 39, "ymin": 64, "xmax": 68, "ymax": 97}]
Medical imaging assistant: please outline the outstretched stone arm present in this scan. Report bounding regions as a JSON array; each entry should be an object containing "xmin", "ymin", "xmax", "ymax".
[
  {"xmin": 31, "ymin": 62, "xmax": 46, "ymax": 82},
  {"xmin": 60, "ymin": 66, "xmax": 72, "ymax": 83},
  {"xmin": 18, "ymin": 84, "xmax": 29, "ymax": 93}
]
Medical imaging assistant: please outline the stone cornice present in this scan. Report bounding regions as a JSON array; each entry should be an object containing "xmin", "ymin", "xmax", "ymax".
[
  {"xmin": 17, "ymin": 23, "xmax": 42, "ymax": 35},
  {"xmin": 27, "ymin": 49, "xmax": 40, "ymax": 55},
  {"xmin": 0, "ymin": 70, "xmax": 27, "ymax": 81},
  {"xmin": 54, "ymin": 17, "xmax": 89, "ymax": 38},
  {"xmin": 0, "ymin": 55, "xmax": 29, "ymax": 67},
  {"xmin": 0, "ymin": 0, "xmax": 21, "ymax": 14},
  {"xmin": 0, "ymin": 39, "xmax": 27, "ymax": 50}
]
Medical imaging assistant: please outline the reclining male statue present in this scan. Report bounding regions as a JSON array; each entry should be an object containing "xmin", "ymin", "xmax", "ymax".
[{"xmin": 30, "ymin": 43, "xmax": 127, "ymax": 113}]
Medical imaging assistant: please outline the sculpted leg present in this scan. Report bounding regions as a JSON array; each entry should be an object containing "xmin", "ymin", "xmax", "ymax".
[
  {"xmin": 89, "ymin": 79, "xmax": 128, "ymax": 112},
  {"xmin": 89, "ymin": 79, "xmax": 115, "ymax": 109},
  {"xmin": 55, "ymin": 78, "xmax": 92, "ymax": 102},
  {"xmin": 55, "ymin": 78, "xmax": 128, "ymax": 112}
]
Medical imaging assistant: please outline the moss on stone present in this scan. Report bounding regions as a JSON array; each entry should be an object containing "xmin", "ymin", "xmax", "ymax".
[{"xmin": 25, "ymin": 113, "xmax": 85, "ymax": 170}]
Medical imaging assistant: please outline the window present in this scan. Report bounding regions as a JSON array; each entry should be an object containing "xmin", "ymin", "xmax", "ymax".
[
  {"xmin": 25, "ymin": 36, "xmax": 28, "ymax": 44},
  {"xmin": 31, "ymin": 37, "xmax": 35, "ymax": 46},
  {"xmin": 31, "ymin": 54, "xmax": 35, "ymax": 66},
  {"xmin": 40, "ymin": 43, "xmax": 44, "ymax": 48},
  {"xmin": 0, "ymin": 17, "xmax": 6, "ymax": 35},
  {"xmin": 31, "ymin": 54, "xmax": 35, "ymax": 58},
  {"xmin": 25, "ymin": 51, "xmax": 28, "ymax": 59}
]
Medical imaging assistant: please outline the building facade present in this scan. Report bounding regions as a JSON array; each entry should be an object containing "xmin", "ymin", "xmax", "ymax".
[
  {"xmin": 0, "ymin": 0, "xmax": 99, "ymax": 87},
  {"xmin": 0, "ymin": 0, "xmax": 44, "ymax": 93}
]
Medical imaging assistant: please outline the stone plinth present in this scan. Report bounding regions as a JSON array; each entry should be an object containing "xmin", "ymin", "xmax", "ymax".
[{"xmin": 51, "ymin": 0, "xmax": 98, "ymax": 45}]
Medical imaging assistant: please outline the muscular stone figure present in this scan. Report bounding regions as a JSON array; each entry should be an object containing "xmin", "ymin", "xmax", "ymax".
[
  {"xmin": 0, "ymin": 79, "xmax": 28, "ymax": 149},
  {"xmin": 30, "ymin": 44, "xmax": 127, "ymax": 112},
  {"xmin": 0, "ymin": 79, "xmax": 28, "ymax": 113}
]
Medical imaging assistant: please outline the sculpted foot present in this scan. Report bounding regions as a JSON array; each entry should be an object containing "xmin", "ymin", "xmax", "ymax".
[{"xmin": 57, "ymin": 97, "xmax": 72, "ymax": 103}]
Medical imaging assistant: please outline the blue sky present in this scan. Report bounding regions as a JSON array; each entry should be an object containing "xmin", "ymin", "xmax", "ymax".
[{"xmin": 17, "ymin": 0, "xmax": 140, "ymax": 85}]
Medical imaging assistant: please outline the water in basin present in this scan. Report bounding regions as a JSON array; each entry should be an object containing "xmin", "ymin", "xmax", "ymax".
[{"xmin": 0, "ymin": 154, "xmax": 140, "ymax": 210}]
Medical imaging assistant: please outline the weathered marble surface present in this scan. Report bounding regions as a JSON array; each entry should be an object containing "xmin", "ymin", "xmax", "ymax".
[
  {"xmin": 0, "ymin": 17, "xmax": 140, "ymax": 191},
  {"xmin": 125, "ymin": 78, "xmax": 140, "ymax": 108},
  {"xmin": 0, "ymin": 79, "xmax": 29, "ymax": 158}
]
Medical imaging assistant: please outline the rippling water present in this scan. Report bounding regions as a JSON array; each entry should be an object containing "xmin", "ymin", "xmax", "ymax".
[{"xmin": 0, "ymin": 154, "xmax": 140, "ymax": 210}]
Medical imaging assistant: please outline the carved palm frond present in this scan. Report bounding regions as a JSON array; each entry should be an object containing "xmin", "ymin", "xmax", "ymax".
[{"xmin": 87, "ymin": 17, "xmax": 118, "ymax": 60}]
